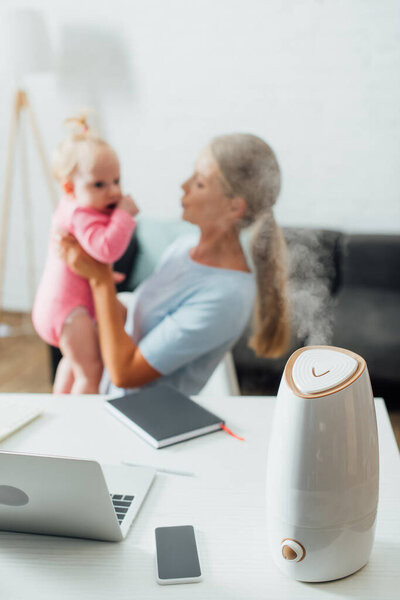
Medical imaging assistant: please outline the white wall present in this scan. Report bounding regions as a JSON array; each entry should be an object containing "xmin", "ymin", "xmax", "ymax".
[{"xmin": 0, "ymin": 0, "xmax": 399, "ymax": 310}]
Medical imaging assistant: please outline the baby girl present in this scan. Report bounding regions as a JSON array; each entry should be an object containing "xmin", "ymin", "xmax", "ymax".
[{"xmin": 32, "ymin": 117, "xmax": 138, "ymax": 394}]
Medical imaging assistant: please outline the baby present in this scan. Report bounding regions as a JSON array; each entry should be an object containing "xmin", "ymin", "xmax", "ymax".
[{"xmin": 32, "ymin": 117, "xmax": 138, "ymax": 394}]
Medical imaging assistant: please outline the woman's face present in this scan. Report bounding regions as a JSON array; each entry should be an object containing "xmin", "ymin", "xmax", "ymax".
[{"xmin": 181, "ymin": 148, "xmax": 234, "ymax": 229}]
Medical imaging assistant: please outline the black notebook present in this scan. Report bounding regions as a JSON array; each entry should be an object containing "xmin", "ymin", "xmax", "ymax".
[{"xmin": 106, "ymin": 384, "xmax": 225, "ymax": 448}]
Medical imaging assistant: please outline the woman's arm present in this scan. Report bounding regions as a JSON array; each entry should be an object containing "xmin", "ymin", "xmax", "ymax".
[
  {"xmin": 58, "ymin": 234, "xmax": 161, "ymax": 388},
  {"xmin": 91, "ymin": 275, "xmax": 160, "ymax": 388}
]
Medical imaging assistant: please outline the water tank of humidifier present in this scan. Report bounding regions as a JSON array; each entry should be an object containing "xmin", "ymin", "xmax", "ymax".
[{"xmin": 266, "ymin": 346, "xmax": 379, "ymax": 582}]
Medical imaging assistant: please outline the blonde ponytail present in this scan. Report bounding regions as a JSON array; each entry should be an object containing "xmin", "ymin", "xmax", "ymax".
[{"xmin": 248, "ymin": 211, "xmax": 290, "ymax": 357}]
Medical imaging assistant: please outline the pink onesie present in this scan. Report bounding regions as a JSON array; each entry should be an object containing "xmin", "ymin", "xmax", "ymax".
[{"xmin": 32, "ymin": 196, "xmax": 136, "ymax": 347}]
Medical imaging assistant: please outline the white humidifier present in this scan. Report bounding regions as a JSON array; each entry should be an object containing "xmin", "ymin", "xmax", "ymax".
[{"xmin": 266, "ymin": 345, "xmax": 379, "ymax": 582}]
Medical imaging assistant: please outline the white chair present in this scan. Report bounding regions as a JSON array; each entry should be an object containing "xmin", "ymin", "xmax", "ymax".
[{"xmin": 199, "ymin": 351, "xmax": 240, "ymax": 397}]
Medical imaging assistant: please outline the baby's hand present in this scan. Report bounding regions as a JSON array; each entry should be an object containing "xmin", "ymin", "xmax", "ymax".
[{"xmin": 118, "ymin": 194, "xmax": 139, "ymax": 217}]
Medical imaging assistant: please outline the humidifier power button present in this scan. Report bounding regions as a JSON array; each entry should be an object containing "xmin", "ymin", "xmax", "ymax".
[{"xmin": 281, "ymin": 539, "xmax": 306, "ymax": 562}]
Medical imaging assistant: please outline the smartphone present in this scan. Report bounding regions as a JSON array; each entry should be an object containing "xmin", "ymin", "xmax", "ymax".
[{"xmin": 155, "ymin": 525, "xmax": 202, "ymax": 585}]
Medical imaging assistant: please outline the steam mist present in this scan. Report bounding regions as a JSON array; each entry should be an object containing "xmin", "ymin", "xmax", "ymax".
[{"xmin": 285, "ymin": 229, "xmax": 336, "ymax": 347}]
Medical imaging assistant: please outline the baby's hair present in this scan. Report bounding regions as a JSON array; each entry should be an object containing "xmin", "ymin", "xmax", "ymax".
[{"xmin": 52, "ymin": 114, "xmax": 113, "ymax": 182}]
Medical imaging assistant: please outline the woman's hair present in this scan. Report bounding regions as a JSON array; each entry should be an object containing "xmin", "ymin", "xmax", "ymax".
[
  {"xmin": 210, "ymin": 133, "xmax": 290, "ymax": 359},
  {"xmin": 52, "ymin": 115, "xmax": 111, "ymax": 182}
]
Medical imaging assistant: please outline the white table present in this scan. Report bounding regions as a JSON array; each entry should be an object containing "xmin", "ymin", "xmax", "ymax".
[{"xmin": 0, "ymin": 394, "xmax": 399, "ymax": 600}]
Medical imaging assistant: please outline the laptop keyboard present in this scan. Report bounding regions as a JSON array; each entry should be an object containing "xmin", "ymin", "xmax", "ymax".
[{"xmin": 110, "ymin": 494, "xmax": 135, "ymax": 524}]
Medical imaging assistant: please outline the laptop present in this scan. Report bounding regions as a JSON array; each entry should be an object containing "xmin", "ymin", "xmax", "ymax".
[{"xmin": 0, "ymin": 450, "xmax": 155, "ymax": 542}]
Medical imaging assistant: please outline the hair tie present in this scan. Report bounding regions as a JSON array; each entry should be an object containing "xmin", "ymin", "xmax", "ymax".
[{"xmin": 65, "ymin": 115, "xmax": 89, "ymax": 135}]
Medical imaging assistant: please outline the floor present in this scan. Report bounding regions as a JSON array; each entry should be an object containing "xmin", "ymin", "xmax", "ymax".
[
  {"xmin": 0, "ymin": 312, "xmax": 52, "ymax": 393},
  {"xmin": 1, "ymin": 311, "xmax": 399, "ymax": 450}
]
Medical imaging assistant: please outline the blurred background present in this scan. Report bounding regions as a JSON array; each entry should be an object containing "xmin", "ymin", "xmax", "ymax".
[
  {"xmin": 0, "ymin": 1, "xmax": 398, "ymax": 447},
  {"xmin": 0, "ymin": 0, "xmax": 399, "ymax": 312}
]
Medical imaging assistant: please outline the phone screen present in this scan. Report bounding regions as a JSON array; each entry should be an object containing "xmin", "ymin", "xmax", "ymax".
[{"xmin": 155, "ymin": 525, "xmax": 201, "ymax": 582}]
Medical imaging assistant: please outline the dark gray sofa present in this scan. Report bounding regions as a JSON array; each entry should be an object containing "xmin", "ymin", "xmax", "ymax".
[
  {"xmin": 233, "ymin": 229, "xmax": 400, "ymax": 402},
  {"xmin": 49, "ymin": 220, "xmax": 400, "ymax": 402}
]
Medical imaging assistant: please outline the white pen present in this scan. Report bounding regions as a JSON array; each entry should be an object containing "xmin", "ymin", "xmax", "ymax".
[{"xmin": 122, "ymin": 460, "xmax": 195, "ymax": 477}]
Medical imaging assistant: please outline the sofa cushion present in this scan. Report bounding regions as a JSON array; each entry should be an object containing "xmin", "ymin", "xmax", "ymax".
[
  {"xmin": 114, "ymin": 231, "xmax": 138, "ymax": 293},
  {"xmin": 232, "ymin": 330, "xmax": 288, "ymax": 395},
  {"xmin": 332, "ymin": 286, "xmax": 400, "ymax": 385},
  {"xmin": 125, "ymin": 217, "xmax": 196, "ymax": 290},
  {"xmin": 339, "ymin": 234, "xmax": 400, "ymax": 291}
]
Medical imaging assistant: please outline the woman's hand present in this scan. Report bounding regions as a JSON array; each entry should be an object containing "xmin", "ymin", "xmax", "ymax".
[{"xmin": 55, "ymin": 232, "xmax": 111, "ymax": 284}]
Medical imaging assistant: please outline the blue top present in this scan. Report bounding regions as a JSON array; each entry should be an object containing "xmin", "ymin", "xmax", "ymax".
[{"xmin": 110, "ymin": 234, "xmax": 256, "ymax": 396}]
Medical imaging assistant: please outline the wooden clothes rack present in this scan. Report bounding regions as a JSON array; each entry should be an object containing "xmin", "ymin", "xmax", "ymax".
[{"xmin": 0, "ymin": 89, "xmax": 58, "ymax": 321}]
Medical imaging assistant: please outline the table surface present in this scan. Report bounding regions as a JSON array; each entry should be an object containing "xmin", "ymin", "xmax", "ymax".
[{"xmin": 0, "ymin": 394, "xmax": 399, "ymax": 600}]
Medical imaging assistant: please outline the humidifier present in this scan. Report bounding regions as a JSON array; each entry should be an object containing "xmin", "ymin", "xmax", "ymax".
[{"xmin": 266, "ymin": 345, "xmax": 379, "ymax": 582}]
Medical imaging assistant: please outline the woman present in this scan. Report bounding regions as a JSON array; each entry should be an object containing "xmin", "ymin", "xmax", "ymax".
[{"xmin": 58, "ymin": 133, "xmax": 290, "ymax": 395}]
